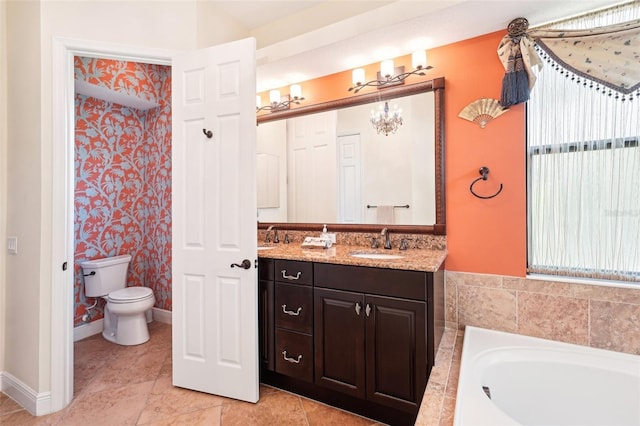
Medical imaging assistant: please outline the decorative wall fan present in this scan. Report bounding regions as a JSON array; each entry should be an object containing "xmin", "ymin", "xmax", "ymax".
[{"xmin": 458, "ymin": 98, "xmax": 509, "ymax": 128}]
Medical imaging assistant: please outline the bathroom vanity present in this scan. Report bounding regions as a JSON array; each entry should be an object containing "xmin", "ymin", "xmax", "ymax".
[{"xmin": 257, "ymin": 245, "xmax": 445, "ymax": 425}]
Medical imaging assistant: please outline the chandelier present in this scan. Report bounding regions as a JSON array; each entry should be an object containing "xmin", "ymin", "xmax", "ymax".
[{"xmin": 370, "ymin": 102, "xmax": 402, "ymax": 136}]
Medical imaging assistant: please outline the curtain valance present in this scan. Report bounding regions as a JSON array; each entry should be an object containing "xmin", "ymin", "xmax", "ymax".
[{"xmin": 498, "ymin": 16, "xmax": 640, "ymax": 106}]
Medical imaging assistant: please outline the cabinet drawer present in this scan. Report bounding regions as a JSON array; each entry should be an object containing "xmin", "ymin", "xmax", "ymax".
[
  {"xmin": 314, "ymin": 263, "xmax": 427, "ymax": 301},
  {"xmin": 275, "ymin": 260, "xmax": 312, "ymax": 286},
  {"xmin": 275, "ymin": 283, "xmax": 313, "ymax": 334},
  {"xmin": 275, "ymin": 329, "xmax": 313, "ymax": 383}
]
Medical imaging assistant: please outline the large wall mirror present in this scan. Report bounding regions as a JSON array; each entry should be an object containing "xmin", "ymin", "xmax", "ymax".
[{"xmin": 257, "ymin": 77, "xmax": 445, "ymax": 235}]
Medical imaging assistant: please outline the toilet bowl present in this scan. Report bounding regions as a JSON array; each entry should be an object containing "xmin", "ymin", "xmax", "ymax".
[
  {"xmin": 80, "ymin": 255, "xmax": 156, "ymax": 346},
  {"xmin": 103, "ymin": 286, "xmax": 155, "ymax": 345}
]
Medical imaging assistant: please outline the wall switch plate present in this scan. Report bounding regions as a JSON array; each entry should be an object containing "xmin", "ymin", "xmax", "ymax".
[{"xmin": 7, "ymin": 236, "xmax": 17, "ymax": 254}]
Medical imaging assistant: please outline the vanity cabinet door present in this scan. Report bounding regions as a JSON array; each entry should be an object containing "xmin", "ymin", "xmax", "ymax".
[
  {"xmin": 314, "ymin": 287, "xmax": 366, "ymax": 399},
  {"xmin": 365, "ymin": 295, "xmax": 427, "ymax": 413}
]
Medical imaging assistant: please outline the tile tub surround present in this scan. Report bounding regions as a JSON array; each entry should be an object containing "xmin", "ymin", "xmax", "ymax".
[
  {"xmin": 415, "ymin": 328, "xmax": 464, "ymax": 426},
  {"xmin": 446, "ymin": 271, "xmax": 640, "ymax": 356}
]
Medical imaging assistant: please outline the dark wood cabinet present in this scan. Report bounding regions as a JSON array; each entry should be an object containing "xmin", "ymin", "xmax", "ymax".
[
  {"xmin": 258, "ymin": 258, "xmax": 275, "ymax": 372},
  {"xmin": 365, "ymin": 294, "xmax": 426, "ymax": 413},
  {"xmin": 314, "ymin": 288, "xmax": 366, "ymax": 398},
  {"xmin": 271, "ymin": 259, "xmax": 315, "ymax": 382},
  {"xmin": 275, "ymin": 282, "xmax": 313, "ymax": 334},
  {"xmin": 314, "ymin": 287, "xmax": 427, "ymax": 413},
  {"xmin": 259, "ymin": 257, "xmax": 444, "ymax": 426}
]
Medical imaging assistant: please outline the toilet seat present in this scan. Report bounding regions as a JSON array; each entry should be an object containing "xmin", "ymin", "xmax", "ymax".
[{"xmin": 108, "ymin": 286, "xmax": 154, "ymax": 303}]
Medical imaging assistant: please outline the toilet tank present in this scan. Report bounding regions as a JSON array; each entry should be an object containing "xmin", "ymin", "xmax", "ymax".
[{"xmin": 80, "ymin": 254, "xmax": 132, "ymax": 297}]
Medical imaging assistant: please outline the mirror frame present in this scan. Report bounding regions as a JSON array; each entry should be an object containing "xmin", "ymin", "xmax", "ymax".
[{"xmin": 257, "ymin": 77, "xmax": 445, "ymax": 235}]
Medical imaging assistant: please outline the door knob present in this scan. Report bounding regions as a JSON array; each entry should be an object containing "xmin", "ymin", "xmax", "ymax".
[{"xmin": 230, "ymin": 259, "xmax": 251, "ymax": 269}]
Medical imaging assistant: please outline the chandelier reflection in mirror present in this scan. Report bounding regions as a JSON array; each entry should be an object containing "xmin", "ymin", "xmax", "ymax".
[
  {"xmin": 349, "ymin": 50, "xmax": 432, "ymax": 94},
  {"xmin": 256, "ymin": 84, "xmax": 304, "ymax": 113},
  {"xmin": 371, "ymin": 101, "xmax": 402, "ymax": 136}
]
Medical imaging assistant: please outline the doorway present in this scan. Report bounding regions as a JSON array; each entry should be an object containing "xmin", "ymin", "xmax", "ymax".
[
  {"xmin": 72, "ymin": 56, "xmax": 172, "ymax": 339},
  {"xmin": 51, "ymin": 38, "xmax": 175, "ymax": 412},
  {"xmin": 52, "ymin": 36, "xmax": 260, "ymax": 413}
]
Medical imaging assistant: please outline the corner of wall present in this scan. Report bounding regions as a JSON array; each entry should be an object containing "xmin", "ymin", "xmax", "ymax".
[
  {"xmin": 195, "ymin": 2, "xmax": 250, "ymax": 49},
  {"xmin": 0, "ymin": 0, "xmax": 8, "ymax": 374}
]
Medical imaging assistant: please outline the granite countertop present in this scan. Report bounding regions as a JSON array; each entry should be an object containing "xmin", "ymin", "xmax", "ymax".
[{"xmin": 257, "ymin": 243, "xmax": 446, "ymax": 272}]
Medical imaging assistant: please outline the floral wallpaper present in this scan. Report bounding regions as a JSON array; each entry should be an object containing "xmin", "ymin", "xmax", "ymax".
[{"xmin": 74, "ymin": 57, "xmax": 171, "ymax": 326}]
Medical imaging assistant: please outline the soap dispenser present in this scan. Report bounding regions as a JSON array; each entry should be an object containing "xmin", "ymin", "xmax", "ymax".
[{"xmin": 321, "ymin": 224, "xmax": 329, "ymax": 239}]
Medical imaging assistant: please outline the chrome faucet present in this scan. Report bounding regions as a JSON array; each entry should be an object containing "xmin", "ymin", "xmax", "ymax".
[{"xmin": 381, "ymin": 228, "xmax": 392, "ymax": 249}]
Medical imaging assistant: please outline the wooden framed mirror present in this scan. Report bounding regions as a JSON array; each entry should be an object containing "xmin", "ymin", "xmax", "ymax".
[{"xmin": 257, "ymin": 77, "xmax": 445, "ymax": 235}]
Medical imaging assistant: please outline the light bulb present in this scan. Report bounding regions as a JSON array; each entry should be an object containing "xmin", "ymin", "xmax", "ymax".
[
  {"xmin": 269, "ymin": 90, "xmax": 281, "ymax": 105},
  {"xmin": 380, "ymin": 60, "xmax": 394, "ymax": 79},
  {"xmin": 412, "ymin": 50, "xmax": 427, "ymax": 70},
  {"xmin": 290, "ymin": 84, "xmax": 302, "ymax": 100},
  {"xmin": 352, "ymin": 68, "xmax": 365, "ymax": 86}
]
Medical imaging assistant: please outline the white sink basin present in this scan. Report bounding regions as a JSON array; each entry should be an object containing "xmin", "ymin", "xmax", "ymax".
[
  {"xmin": 257, "ymin": 246, "xmax": 277, "ymax": 251},
  {"xmin": 349, "ymin": 251, "xmax": 404, "ymax": 260}
]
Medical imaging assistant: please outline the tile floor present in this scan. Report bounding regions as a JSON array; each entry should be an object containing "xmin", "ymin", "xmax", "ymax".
[{"xmin": 0, "ymin": 322, "xmax": 385, "ymax": 425}]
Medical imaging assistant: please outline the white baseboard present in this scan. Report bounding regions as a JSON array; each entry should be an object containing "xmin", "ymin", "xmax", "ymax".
[
  {"xmin": 0, "ymin": 371, "xmax": 51, "ymax": 416},
  {"xmin": 73, "ymin": 318, "xmax": 104, "ymax": 342},
  {"xmin": 152, "ymin": 307, "xmax": 172, "ymax": 324}
]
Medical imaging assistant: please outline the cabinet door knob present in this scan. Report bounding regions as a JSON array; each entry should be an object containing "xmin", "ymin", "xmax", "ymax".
[
  {"xmin": 282, "ymin": 351, "xmax": 303, "ymax": 364},
  {"xmin": 355, "ymin": 302, "xmax": 362, "ymax": 316},
  {"xmin": 282, "ymin": 305, "xmax": 302, "ymax": 316},
  {"xmin": 365, "ymin": 303, "xmax": 372, "ymax": 317},
  {"xmin": 281, "ymin": 270, "xmax": 302, "ymax": 280}
]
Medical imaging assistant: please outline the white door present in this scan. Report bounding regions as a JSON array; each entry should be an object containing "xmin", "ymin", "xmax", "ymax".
[
  {"xmin": 287, "ymin": 111, "xmax": 337, "ymax": 222},
  {"xmin": 172, "ymin": 38, "xmax": 258, "ymax": 403},
  {"xmin": 337, "ymin": 133, "xmax": 363, "ymax": 223}
]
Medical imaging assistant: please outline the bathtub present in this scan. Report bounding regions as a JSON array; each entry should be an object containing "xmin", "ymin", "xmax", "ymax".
[{"xmin": 453, "ymin": 326, "xmax": 640, "ymax": 426}]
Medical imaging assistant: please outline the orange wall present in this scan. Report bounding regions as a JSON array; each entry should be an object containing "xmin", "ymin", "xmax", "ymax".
[{"xmin": 260, "ymin": 30, "xmax": 526, "ymax": 277}]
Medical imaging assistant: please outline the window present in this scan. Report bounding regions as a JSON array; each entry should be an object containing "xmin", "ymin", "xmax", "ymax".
[{"xmin": 527, "ymin": 4, "xmax": 640, "ymax": 282}]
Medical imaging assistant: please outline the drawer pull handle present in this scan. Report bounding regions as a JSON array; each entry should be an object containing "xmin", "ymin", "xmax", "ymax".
[
  {"xmin": 282, "ymin": 351, "xmax": 303, "ymax": 364},
  {"xmin": 365, "ymin": 303, "xmax": 372, "ymax": 317},
  {"xmin": 281, "ymin": 270, "xmax": 302, "ymax": 280},
  {"xmin": 355, "ymin": 302, "xmax": 362, "ymax": 316},
  {"xmin": 282, "ymin": 305, "xmax": 302, "ymax": 316}
]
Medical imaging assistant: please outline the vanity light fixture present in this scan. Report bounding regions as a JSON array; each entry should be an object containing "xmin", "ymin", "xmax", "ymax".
[
  {"xmin": 349, "ymin": 50, "xmax": 432, "ymax": 94},
  {"xmin": 256, "ymin": 84, "xmax": 305, "ymax": 112},
  {"xmin": 370, "ymin": 101, "xmax": 403, "ymax": 136}
]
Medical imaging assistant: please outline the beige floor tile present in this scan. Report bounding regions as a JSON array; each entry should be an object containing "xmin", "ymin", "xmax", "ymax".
[
  {"xmin": 1, "ymin": 322, "xmax": 407, "ymax": 426},
  {"xmin": 0, "ymin": 408, "xmax": 65, "ymax": 425},
  {"xmin": 300, "ymin": 397, "xmax": 378, "ymax": 425},
  {"xmin": 60, "ymin": 380, "xmax": 155, "ymax": 425},
  {"xmin": 138, "ymin": 405, "xmax": 222, "ymax": 426},
  {"xmin": 220, "ymin": 389, "xmax": 308, "ymax": 426},
  {"xmin": 136, "ymin": 377, "xmax": 224, "ymax": 425},
  {"xmin": 0, "ymin": 393, "xmax": 23, "ymax": 416}
]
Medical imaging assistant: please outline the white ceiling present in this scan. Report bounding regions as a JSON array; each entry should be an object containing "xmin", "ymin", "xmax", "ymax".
[{"xmin": 212, "ymin": 0, "xmax": 623, "ymax": 92}]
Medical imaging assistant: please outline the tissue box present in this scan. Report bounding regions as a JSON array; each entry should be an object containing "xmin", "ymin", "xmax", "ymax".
[{"xmin": 301, "ymin": 237, "xmax": 332, "ymax": 249}]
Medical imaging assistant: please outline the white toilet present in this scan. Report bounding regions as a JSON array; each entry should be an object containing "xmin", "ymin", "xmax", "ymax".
[{"xmin": 80, "ymin": 254, "xmax": 155, "ymax": 346}]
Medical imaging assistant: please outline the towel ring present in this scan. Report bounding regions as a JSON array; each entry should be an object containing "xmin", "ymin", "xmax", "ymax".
[{"xmin": 470, "ymin": 166, "xmax": 503, "ymax": 199}]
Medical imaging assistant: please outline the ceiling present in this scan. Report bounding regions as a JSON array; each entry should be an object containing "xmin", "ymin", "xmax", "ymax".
[{"xmin": 211, "ymin": 0, "xmax": 623, "ymax": 92}]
